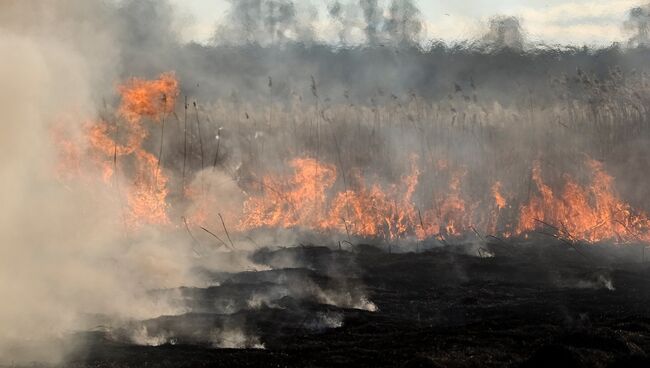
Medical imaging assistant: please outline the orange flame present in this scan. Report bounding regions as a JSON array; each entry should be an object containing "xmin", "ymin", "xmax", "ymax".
[
  {"xmin": 239, "ymin": 158, "xmax": 337, "ymax": 230},
  {"xmin": 326, "ymin": 157, "xmax": 420, "ymax": 240},
  {"xmin": 238, "ymin": 156, "xmax": 498, "ymax": 241},
  {"xmin": 118, "ymin": 72, "xmax": 178, "ymax": 124},
  {"xmin": 492, "ymin": 182, "xmax": 506, "ymax": 211},
  {"xmin": 53, "ymin": 73, "xmax": 178, "ymax": 230},
  {"xmin": 516, "ymin": 160, "xmax": 650, "ymax": 243},
  {"xmin": 237, "ymin": 155, "xmax": 648, "ymax": 243},
  {"xmin": 115, "ymin": 73, "xmax": 178, "ymax": 228},
  {"xmin": 51, "ymin": 73, "xmax": 650, "ymax": 244},
  {"xmin": 126, "ymin": 150, "xmax": 170, "ymax": 227}
]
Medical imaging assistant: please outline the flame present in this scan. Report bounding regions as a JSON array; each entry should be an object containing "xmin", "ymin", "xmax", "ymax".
[
  {"xmin": 115, "ymin": 73, "xmax": 178, "ymax": 228},
  {"xmin": 53, "ymin": 73, "xmax": 178, "ymax": 230},
  {"xmin": 416, "ymin": 168, "xmax": 475, "ymax": 239},
  {"xmin": 126, "ymin": 150, "xmax": 169, "ymax": 227},
  {"xmin": 239, "ymin": 158, "xmax": 337, "ymax": 230},
  {"xmin": 492, "ymin": 182, "xmax": 506, "ymax": 211},
  {"xmin": 239, "ymin": 156, "xmax": 484, "ymax": 241},
  {"xmin": 327, "ymin": 157, "xmax": 420, "ymax": 240},
  {"xmin": 51, "ymin": 72, "xmax": 650, "ymax": 244},
  {"xmin": 238, "ymin": 155, "xmax": 648, "ymax": 243},
  {"xmin": 118, "ymin": 72, "xmax": 178, "ymax": 123},
  {"xmin": 516, "ymin": 160, "xmax": 650, "ymax": 243}
]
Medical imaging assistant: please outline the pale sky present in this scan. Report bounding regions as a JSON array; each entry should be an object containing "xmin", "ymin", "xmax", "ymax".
[{"xmin": 168, "ymin": 0, "xmax": 642, "ymax": 46}]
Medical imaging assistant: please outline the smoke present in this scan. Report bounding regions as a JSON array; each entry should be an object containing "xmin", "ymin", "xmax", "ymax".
[
  {"xmin": 0, "ymin": 2, "xmax": 384, "ymax": 362},
  {"xmin": 482, "ymin": 15, "xmax": 525, "ymax": 50},
  {"xmin": 360, "ymin": 0, "xmax": 384, "ymax": 45},
  {"xmin": 2, "ymin": 0, "xmax": 650, "ymax": 364},
  {"xmin": 1, "ymin": 3, "xmax": 98, "ymax": 362},
  {"xmin": 625, "ymin": 4, "xmax": 650, "ymax": 47},
  {"xmin": 212, "ymin": 0, "xmax": 424, "ymax": 47},
  {"xmin": 0, "ymin": 0, "xmax": 198, "ymax": 363},
  {"xmin": 327, "ymin": 1, "xmax": 366, "ymax": 45},
  {"xmin": 214, "ymin": 0, "xmax": 317, "ymax": 46},
  {"xmin": 384, "ymin": 0, "xmax": 424, "ymax": 46}
]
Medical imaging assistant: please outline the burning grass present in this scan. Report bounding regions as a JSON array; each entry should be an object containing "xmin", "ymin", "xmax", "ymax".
[{"xmin": 52, "ymin": 72, "xmax": 650, "ymax": 246}]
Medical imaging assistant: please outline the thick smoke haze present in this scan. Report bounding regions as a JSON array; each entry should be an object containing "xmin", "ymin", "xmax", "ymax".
[
  {"xmin": 0, "ymin": 0, "xmax": 196, "ymax": 363},
  {"xmin": 2, "ymin": 0, "xmax": 650, "ymax": 364}
]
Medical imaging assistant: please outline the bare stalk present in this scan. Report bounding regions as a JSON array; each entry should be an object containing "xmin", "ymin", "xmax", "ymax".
[{"xmin": 218, "ymin": 213, "xmax": 236, "ymax": 249}]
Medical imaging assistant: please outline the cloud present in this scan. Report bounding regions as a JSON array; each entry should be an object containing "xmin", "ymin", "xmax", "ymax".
[
  {"xmin": 516, "ymin": 0, "xmax": 639, "ymax": 45},
  {"xmin": 422, "ymin": 16, "xmax": 483, "ymax": 43}
]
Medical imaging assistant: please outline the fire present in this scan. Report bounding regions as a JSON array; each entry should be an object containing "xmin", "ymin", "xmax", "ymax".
[
  {"xmin": 327, "ymin": 157, "xmax": 420, "ymax": 240},
  {"xmin": 492, "ymin": 182, "xmax": 506, "ymax": 211},
  {"xmin": 51, "ymin": 72, "xmax": 650, "ymax": 244},
  {"xmin": 516, "ymin": 160, "xmax": 650, "ymax": 243},
  {"xmin": 238, "ymin": 155, "xmax": 649, "ymax": 244},
  {"xmin": 238, "ymin": 156, "xmax": 497, "ymax": 241},
  {"xmin": 114, "ymin": 73, "xmax": 178, "ymax": 228},
  {"xmin": 53, "ymin": 73, "xmax": 178, "ymax": 229},
  {"xmin": 118, "ymin": 72, "xmax": 178, "ymax": 123},
  {"xmin": 239, "ymin": 158, "xmax": 337, "ymax": 230},
  {"xmin": 416, "ymin": 169, "xmax": 466, "ymax": 239},
  {"xmin": 123, "ymin": 150, "xmax": 170, "ymax": 227},
  {"xmin": 237, "ymin": 156, "xmax": 424, "ymax": 240}
]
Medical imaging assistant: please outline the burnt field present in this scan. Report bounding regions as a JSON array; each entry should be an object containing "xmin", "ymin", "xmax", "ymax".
[
  {"xmin": 36, "ymin": 241, "xmax": 650, "ymax": 368},
  {"xmin": 5, "ymin": 1, "xmax": 650, "ymax": 367}
]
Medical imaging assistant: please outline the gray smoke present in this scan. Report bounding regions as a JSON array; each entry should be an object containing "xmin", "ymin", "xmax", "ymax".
[
  {"xmin": 2, "ymin": 0, "xmax": 650, "ymax": 364},
  {"xmin": 625, "ymin": 4, "xmax": 650, "ymax": 47},
  {"xmin": 328, "ymin": 0, "xmax": 364, "ymax": 44},
  {"xmin": 214, "ymin": 0, "xmax": 316, "ymax": 45},
  {"xmin": 214, "ymin": 0, "xmax": 424, "ymax": 46},
  {"xmin": 483, "ymin": 15, "xmax": 524, "ymax": 50},
  {"xmin": 384, "ymin": 0, "xmax": 423, "ymax": 46},
  {"xmin": 360, "ymin": 0, "xmax": 384, "ymax": 44},
  {"xmin": 0, "ymin": 0, "xmax": 202, "ymax": 363}
]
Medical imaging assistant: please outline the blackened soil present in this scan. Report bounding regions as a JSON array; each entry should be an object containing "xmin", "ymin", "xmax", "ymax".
[{"xmin": 19, "ymin": 240, "xmax": 650, "ymax": 367}]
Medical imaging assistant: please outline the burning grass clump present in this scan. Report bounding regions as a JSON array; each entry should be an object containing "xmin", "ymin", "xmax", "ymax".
[{"xmin": 53, "ymin": 68, "xmax": 650, "ymax": 248}]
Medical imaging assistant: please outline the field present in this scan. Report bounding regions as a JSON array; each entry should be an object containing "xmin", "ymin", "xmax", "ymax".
[
  {"xmin": 3, "ymin": 2, "xmax": 650, "ymax": 366},
  {"xmin": 39, "ymin": 48, "xmax": 650, "ymax": 367},
  {"xmin": 26, "ymin": 241, "xmax": 650, "ymax": 367}
]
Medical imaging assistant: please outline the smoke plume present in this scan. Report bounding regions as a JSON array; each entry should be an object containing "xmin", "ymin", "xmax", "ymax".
[{"xmin": 2, "ymin": 0, "xmax": 650, "ymax": 364}]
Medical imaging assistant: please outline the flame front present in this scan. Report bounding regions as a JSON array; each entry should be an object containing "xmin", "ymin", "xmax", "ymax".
[
  {"xmin": 52, "ymin": 73, "xmax": 650, "ymax": 244},
  {"xmin": 55, "ymin": 72, "xmax": 178, "ymax": 230},
  {"xmin": 240, "ymin": 158, "xmax": 337, "ymax": 230},
  {"xmin": 238, "ymin": 157, "xmax": 649, "ymax": 243},
  {"xmin": 516, "ymin": 160, "xmax": 650, "ymax": 243}
]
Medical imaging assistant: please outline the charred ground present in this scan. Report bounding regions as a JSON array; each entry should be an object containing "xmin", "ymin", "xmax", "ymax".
[
  {"xmin": 27, "ymin": 241, "xmax": 650, "ymax": 368},
  {"xmin": 4, "ymin": 1, "xmax": 650, "ymax": 367}
]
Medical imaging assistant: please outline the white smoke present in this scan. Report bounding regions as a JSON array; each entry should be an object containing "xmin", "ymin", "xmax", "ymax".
[{"xmin": 0, "ymin": 1, "xmax": 199, "ymax": 363}]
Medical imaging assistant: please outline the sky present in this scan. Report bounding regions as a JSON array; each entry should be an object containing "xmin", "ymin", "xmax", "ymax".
[{"xmin": 168, "ymin": 0, "xmax": 642, "ymax": 46}]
